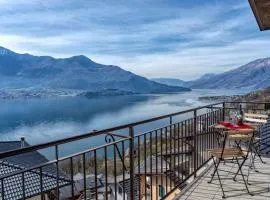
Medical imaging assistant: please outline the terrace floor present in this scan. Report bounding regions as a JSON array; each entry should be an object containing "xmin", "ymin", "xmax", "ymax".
[{"xmin": 178, "ymin": 156, "xmax": 270, "ymax": 200}]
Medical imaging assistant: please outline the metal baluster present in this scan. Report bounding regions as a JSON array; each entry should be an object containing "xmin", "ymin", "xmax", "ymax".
[
  {"xmin": 114, "ymin": 145, "xmax": 117, "ymax": 200},
  {"xmin": 185, "ymin": 120, "xmax": 189, "ymax": 175},
  {"xmin": 181, "ymin": 122, "xmax": 184, "ymax": 181},
  {"xmin": 137, "ymin": 136, "xmax": 141, "ymax": 199},
  {"xmin": 104, "ymin": 146, "xmax": 108, "ymax": 200},
  {"xmin": 222, "ymin": 102, "xmax": 225, "ymax": 121},
  {"xmin": 160, "ymin": 128, "xmax": 164, "ymax": 198},
  {"xmin": 83, "ymin": 153, "xmax": 86, "ymax": 200},
  {"xmin": 40, "ymin": 167, "xmax": 44, "ymax": 200},
  {"xmin": 193, "ymin": 110, "xmax": 197, "ymax": 178},
  {"xmin": 199, "ymin": 115, "xmax": 202, "ymax": 165},
  {"xmin": 129, "ymin": 126, "xmax": 135, "ymax": 200},
  {"xmin": 55, "ymin": 145, "xmax": 59, "ymax": 200},
  {"xmin": 150, "ymin": 131, "xmax": 153, "ymax": 200},
  {"xmin": 173, "ymin": 123, "xmax": 176, "ymax": 190},
  {"xmin": 144, "ymin": 134, "xmax": 147, "ymax": 199},
  {"xmin": 122, "ymin": 141, "xmax": 126, "ymax": 200},
  {"xmin": 70, "ymin": 157, "xmax": 74, "ymax": 198},
  {"xmin": 94, "ymin": 150, "xmax": 98, "ymax": 200},
  {"xmin": 165, "ymin": 126, "xmax": 168, "ymax": 194},
  {"xmin": 155, "ymin": 130, "xmax": 158, "ymax": 200},
  {"xmin": 169, "ymin": 124, "xmax": 172, "ymax": 190},
  {"xmin": 177, "ymin": 123, "xmax": 180, "ymax": 182}
]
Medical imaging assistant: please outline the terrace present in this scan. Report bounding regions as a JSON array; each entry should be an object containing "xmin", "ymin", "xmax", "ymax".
[{"xmin": 0, "ymin": 101, "xmax": 270, "ymax": 200}]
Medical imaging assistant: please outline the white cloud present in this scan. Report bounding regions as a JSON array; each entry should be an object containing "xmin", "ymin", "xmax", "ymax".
[{"xmin": 0, "ymin": 0, "xmax": 268, "ymax": 80}]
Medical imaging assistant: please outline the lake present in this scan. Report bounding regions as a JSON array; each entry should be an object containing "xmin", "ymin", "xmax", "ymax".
[{"xmin": 0, "ymin": 89, "xmax": 249, "ymax": 158}]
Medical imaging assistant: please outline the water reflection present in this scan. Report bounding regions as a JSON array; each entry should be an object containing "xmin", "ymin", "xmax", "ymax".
[{"xmin": 0, "ymin": 89, "xmax": 250, "ymax": 158}]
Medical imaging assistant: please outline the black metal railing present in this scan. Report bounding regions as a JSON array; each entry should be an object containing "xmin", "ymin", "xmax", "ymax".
[{"xmin": 0, "ymin": 101, "xmax": 269, "ymax": 200}]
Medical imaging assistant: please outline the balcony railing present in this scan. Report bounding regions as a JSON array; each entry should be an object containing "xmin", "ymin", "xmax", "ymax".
[{"xmin": 0, "ymin": 101, "xmax": 269, "ymax": 200}]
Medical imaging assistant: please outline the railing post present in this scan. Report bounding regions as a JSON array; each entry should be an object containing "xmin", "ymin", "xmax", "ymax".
[
  {"xmin": 193, "ymin": 109, "xmax": 197, "ymax": 178},
  {"xmin": 169, "ymin": 116, "xmax": 173, "ymax": 125},
  {"xmin": 129, "ymin": 126, "xmax": 135, "ymax": 200},
  {"xmin": 55, "ymin": 145, "xmax": 59, "ymax": 200},
  {"xmin": 222, "ymin": 102, "xmax": 225, "ymax": 121}
]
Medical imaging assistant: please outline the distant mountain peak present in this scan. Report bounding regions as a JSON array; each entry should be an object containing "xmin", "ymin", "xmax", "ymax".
[
  {"xmin": 198, "ymin": 73, "xmax": 216, "ymax": 80},
  {"xmin": 70, "ymin": 55, "xmax": 90, "ymax": 60},
  {"xmin": 0, "ymin": 46, "xmax": 191, "ymax": 93},
  {"xmin": 0, "ymin": 46, "xmax": 16, "ymax": 56},
  {"xmin": 246, "ymin": 57, "xmax": 270, "ymax": 65},
  {"xmin": 67, "ymin": 55, "xmax": 96, "ymax": 64},
  {"xmin": 187, "ymin": 57, "xmax": 270, "ymax": 90}
]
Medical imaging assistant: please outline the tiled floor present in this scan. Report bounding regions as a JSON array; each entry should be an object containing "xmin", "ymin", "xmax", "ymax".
[{"xmin": 178, "ymin": 156, "xmax": 270, "ymax": 200}]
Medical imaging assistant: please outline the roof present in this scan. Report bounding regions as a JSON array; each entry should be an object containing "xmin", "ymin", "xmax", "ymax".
[
  {"xmin": 60, "ymin": 173, "xmax": 110, "ymax": 199},
  {"xmin": 118, "ymin": 176, "xmax": 140, "ymax": 200},
  {"xmin": 135, "ymin": 153, "xmax": 190, "ymax": 175},
  {"xmin": 0, "ymin": 141, "xmax": 49, "ymax": 169},
  {"xmin": 135, "ymin": 156, "xmax": 170, "ymax": 175},
  {"xmin": 0, "ymin": 140, "xmax": 70, "ymax": 200},
  {"xmin": 249, "ymin": 0, "xmax": 270, "ymax": 31}
]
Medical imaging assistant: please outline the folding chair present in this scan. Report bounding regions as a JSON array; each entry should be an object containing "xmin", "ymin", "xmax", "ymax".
[
  {"xmin": 207, "ymin": 130, "xmax": 254, "ymax": 198},
  {"xmin": 243, "ymin": 113, "xmax": 268, "ymax": 165}
]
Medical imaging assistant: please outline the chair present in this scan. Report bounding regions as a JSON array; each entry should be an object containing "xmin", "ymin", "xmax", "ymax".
[
  {"xmin": 243, "ymin": 113, "xmax": 268, "ymax": 165},
  {"xmin": 207, "ymin": 130, "xmax": 254, "ymax": 198},
  {"xmin": 244, "ymin": 113, "xmax": 268, "ymax": 124}
]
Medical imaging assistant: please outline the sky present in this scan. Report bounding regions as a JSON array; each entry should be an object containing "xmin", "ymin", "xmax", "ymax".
[{"xmin": 0, "ymin": 0, "xmax": 269, "ymax": 80}]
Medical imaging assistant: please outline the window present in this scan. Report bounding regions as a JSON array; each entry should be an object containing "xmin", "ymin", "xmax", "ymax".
[
  {"xmin": 159, "ymin": 185, "xmax": 165, "ymax": 197},
  {"xmin": 118, "ymin": 186, "xmax": 123, "ymax": 195}
]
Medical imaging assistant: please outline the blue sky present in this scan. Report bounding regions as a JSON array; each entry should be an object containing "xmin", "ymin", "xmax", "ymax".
[{"xmin": 0, "ymin": 0, "xmax": 269, "ymax": 80}]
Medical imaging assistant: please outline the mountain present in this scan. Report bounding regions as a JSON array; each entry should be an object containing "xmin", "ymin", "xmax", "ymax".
[
  {"xmin": 187, "ymin": 58, "xmax": 270, "ymax": 89},
  {"xmin": 151, "ymin": 78, "xmax": 187, "ymax": 87},
  {"xmin": 0, "ymin": 46, "xmax": 191, "ymax": 94}
]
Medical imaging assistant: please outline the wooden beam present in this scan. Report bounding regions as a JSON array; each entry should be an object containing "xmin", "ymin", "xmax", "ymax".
[{"xmin": 249, "ymin": 0, "xmax": 270, "ymax": 31}]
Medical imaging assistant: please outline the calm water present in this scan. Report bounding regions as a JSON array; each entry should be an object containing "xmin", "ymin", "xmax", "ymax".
[{"xmin": 0, "ymin": 89, "xmax": 249, "ymax": 158}]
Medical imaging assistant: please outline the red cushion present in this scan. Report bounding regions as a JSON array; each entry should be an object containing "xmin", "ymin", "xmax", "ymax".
[{"xmin": 218, "ymin": 121, "xmax": 253, "ymax": 130}]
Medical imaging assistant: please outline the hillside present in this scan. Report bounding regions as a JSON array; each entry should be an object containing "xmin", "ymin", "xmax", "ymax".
[
  {"xmin": 199, "ymin": 87, "xmax": 270, "ymax": 103},
  {"xmin": 0, "ymin": 46, "xmax": 191, "ymax": 95},
  {"xmin": 235, "ymin": 87, "xmax": 270, "ymax": 102},
  {"xmin": 151, "ymin": 78, "xmax": 186, "ymax": 87},
  {"xmin": 187, "ymin": 58, "xmax": 270, "ymax": 89}
]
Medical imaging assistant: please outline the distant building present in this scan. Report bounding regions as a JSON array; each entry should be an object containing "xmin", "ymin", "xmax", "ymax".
[{"xmin": 134, "ymin": 153, "xmax": 190, "ymax": 200}]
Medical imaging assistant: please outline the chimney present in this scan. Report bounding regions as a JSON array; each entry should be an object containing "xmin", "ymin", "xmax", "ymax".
[{"xmin": 20, "ymin": 137, "xmax": 25, "ymax": 148}]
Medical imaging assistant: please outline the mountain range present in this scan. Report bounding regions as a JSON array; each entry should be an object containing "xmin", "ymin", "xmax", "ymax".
[
  {"xmin": 154, "ymin": 57, "xmax": 270, "ymax": 90},
  {"xmin": 151, "ymin": 78, "xmax": 187, "ymax": 87},
  {"xmin": 0, "ymin": 46, "xmax": 190, "ymax": 97}
]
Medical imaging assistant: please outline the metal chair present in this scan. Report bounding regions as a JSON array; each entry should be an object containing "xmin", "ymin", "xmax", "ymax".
[{"xmin": 207, "ymin": 130, "xmax": 254, "ymax": 198}]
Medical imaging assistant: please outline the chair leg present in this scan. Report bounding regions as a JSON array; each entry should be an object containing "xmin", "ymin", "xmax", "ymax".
[
  {"xmin": 249, "ymin": 151, "xmax": 255, "ymax": 170},
  {"xmin": 254, "ymin": 144, "xmax": 265, "ymax": 164},
  {"xmin": 208, "ymin": 157, "xmax": 219, "ymax": 183},
  {"xmin": 250, "ymin": 150, "xmax": 259, "ymax": 172},
  {"xmin": 247, "ymin": 156, "xmax": 252, "ymax": 185},
  {"xmin": 213, "ymin": 158, "xmax": 226, "ymax": 198},
  {"xmin": 236, "ymin": 157, "xmax": 253, "ymax": 196},
  {"xmin": 233, "ymin": 155, "xmax": 248, "ymax": 181}
]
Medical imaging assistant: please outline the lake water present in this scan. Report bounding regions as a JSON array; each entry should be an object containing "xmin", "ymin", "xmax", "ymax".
[{"xmin": 0, "ymin": 89, "xmax": 250, "ymax": 158}]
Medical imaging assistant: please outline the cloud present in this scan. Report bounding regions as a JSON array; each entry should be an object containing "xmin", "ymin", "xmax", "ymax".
[{"xmin": 0, "ymin": 0, "xmax": 268, "ymax": 80}]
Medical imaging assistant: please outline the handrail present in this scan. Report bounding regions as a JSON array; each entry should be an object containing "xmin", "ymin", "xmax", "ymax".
[{"xmin": 225, "ymin": 101, "xmax": 270, "ymax": 104}]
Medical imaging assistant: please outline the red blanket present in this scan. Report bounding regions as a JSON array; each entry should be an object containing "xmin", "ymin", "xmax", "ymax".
[{"xmin": 218, "ymin": 121, "xmax": 253, "ymax": 130}]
